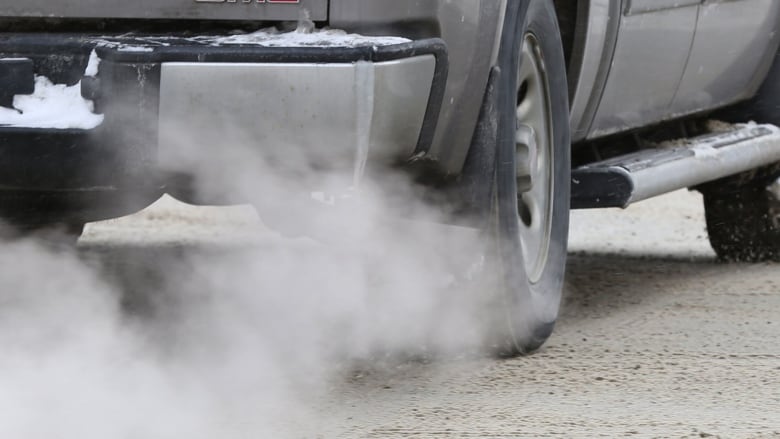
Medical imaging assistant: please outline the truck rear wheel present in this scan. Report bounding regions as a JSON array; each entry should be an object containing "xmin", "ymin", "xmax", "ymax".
[
  {"xmin": 470, "ymin": 0, "xmax": 570, "ymax": 356},
  {"xmin": 700, "ymin": 169, "xmax": 780, "ymax": 262}
]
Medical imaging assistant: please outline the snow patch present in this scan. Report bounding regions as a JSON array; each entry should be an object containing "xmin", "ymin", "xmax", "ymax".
[
  {"xmin": 706, "ymin": 119, "xmax": 740, "ymax": 133},
  {"xmin": 0, "ymin": 76, "xmax": 104, "ymax": 130},
  {"xmin": 88, "ymin": 26, "xmax": 411, "ymax": 51},
  {"xmin": 208, "ymin": 27, "xmax": 410, "ymax": 48},
  {"xmin": 692, "ymin": 145, "xmax": 720, "ymax": 160},
  {"xmin": 84, "ymin": 50, "xmax": 101, "ymax": 77},
  {"xmin": 116, "ymin": 46, "xmax": 155, "ymax": 52}
]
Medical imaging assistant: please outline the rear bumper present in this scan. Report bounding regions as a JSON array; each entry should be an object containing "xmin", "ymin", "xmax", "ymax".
[
  {"xmin": 0, "ymin": 0, "xmax": 329, "ymax": 21},
  {"xmin": 0, "ymin": 33, "xmax": 447, "ymax": 194}
]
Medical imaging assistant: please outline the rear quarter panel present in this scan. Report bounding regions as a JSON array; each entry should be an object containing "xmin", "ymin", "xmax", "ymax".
[
  {"xmin": 331, "ymin": 0, "xmax": 505, "ymax": 175},
  {"xmin": 671, "ymin": 0, "xmax": 780, "ymax": 116}
]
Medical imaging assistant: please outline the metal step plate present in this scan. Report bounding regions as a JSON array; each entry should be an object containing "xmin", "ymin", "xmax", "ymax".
[{"xmin": 571, "ymin": 123, "xmax": 780, "ymax": 209}]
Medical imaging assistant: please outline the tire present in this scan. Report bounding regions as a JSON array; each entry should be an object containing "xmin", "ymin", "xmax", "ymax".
[
  {"xmin": 465, "ymin": 0, "xmax": 570, "ymax": 356},
  {"xmin": 699, "ymin": 168, "xmax": 780, "ymax": 262},
  {"xmin": 705, "ymin": 46, "xmax": 780, "ymax": 262}
]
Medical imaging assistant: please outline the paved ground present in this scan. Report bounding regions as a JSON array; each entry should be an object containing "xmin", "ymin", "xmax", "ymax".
[
  {"xmin": 70, "ymin": 189, "xmax": 780, "ymax": 438},
  {"xmin": 308, "ymin": 191, "xmax": 780, "ymax": 438},
  {"xmin": 0, "ymin": 192, "xmax": 780, "ymax": 439}
]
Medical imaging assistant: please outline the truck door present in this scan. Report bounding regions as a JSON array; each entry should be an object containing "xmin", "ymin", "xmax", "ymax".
[
  {"xmin": 587, "ymin": 0, "xmax": 699, "ymax": 138},
  {"xmin": 671, "ymin": 0, "xmax": 780, "ymax": 115}
]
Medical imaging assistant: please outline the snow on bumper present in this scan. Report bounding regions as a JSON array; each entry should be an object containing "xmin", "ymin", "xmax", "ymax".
[{"xmin": 0, "ymin": 76, "xmax": 103, "ymax": 129}]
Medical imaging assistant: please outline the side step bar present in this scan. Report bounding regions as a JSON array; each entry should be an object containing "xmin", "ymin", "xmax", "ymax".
[{"xmin": 571, "ymin": 123, "xmax": 780, "ymax": 209}]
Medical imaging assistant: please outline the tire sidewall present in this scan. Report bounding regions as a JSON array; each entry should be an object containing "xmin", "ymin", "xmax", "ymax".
[
  {"xmin": 700, "ymin": 168, "xmax": 780, "ymax": 262},
  {"xmin": 493, "ymin": 0, "xmax": 571, "ymax": 353}
]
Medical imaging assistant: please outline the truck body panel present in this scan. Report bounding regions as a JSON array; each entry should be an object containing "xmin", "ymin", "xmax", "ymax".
[
  {"xmin": 0, "ymin": 0, "xmax": 328, "ymax": 21},
  {"xmin": 1, "ymin": 0, "xmax": 779, "ymax": 185}
]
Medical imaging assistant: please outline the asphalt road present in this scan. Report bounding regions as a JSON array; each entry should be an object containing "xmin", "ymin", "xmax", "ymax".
[{"xmin": 77, "ymin": 189, "xmax": 779, "ymax": 438}]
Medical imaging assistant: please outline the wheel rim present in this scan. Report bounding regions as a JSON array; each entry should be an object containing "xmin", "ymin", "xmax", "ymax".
[{"xmin": 515, "ymin": 33, "xmax": 554, "ymax": 285}]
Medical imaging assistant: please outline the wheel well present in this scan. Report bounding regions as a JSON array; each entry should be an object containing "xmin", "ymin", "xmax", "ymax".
[{"xmin": 552, "ymin": 0, "xmax": 578, "ymax": 72}]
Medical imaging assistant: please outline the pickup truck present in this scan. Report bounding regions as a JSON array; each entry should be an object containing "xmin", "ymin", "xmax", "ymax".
[{"xmin": 1, "ymin": 0, "xmax": 779, "ymax": 355}]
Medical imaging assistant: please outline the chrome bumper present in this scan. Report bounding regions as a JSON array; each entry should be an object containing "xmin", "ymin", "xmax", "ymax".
[{"xmin": 158, "ymin": 56, "xmax": 436, "ymax": 183}]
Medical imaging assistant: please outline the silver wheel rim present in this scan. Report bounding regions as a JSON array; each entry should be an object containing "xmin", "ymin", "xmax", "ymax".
[{"xmin": 515, "ymin": 33, "xmax": 554, "ymax": 285}]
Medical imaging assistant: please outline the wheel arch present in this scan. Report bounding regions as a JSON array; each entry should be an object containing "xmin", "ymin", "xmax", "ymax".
[{"xmin": 552, "ymin": 0, "xmax": 580, "ymax": 92}]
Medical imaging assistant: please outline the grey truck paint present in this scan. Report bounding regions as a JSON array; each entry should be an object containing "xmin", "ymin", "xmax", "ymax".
[
  {"xmin": 581, "ymin": 0, "xmax": 780, "ymax": 141},
  {"xmin": 2, "ymin": 0, "xmax": 779, "ymax": 176}
]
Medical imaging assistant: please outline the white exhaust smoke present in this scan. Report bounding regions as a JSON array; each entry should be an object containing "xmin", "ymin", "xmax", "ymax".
[{"xmin": 0, "ymin": 25, "xmax": 516, "ymax": 437}]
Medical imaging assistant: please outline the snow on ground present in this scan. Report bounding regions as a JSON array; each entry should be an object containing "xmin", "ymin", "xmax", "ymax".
[
  {"xmin": 568, "ymin": 189, "xmax": 715, "ymax": 258},
  {"xmin": 85, "ymin": 190, "xmax": 716, "ymax": 258},
  {"xmin": 83, "ymin": 195, "xmax": 281, "ymax": 247}
]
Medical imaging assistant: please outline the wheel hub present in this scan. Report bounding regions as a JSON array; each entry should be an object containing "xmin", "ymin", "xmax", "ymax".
[{"xmin": 515, "ymin": 33, "xmax": 554, "ymax": 284}]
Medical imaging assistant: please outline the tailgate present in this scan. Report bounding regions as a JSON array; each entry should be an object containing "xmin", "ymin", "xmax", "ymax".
[{"xmin": 0, "ymin": 0, "xmax": 327, "ymax": 21}]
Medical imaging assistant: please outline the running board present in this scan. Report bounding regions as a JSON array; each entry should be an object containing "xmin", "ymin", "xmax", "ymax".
[{"xmin": 571, "ymin": 123, "xmax": 780, "ymax": 209}]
